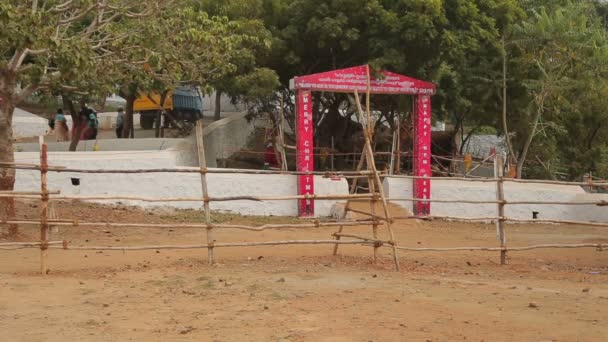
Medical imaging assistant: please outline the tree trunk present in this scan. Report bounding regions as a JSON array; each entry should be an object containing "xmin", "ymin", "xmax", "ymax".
[
  {"xmin": 516, "ymin": 95, "xmax": 545, "ymax": 178},
  {"xmin": 0, "ymin": 95, "xmax": 17, "ymax": 235},
  {"xmin": 501, "ymin": 35, "xmax": 517, "ymax": 166},
  {"xmin": 123, "ymin": 94, "xmax": 135, "ymax": 138},
  {"xmin": 214, "ymin": 90, "xmax": 222, "ymax": 121},
  {"xmin": 154, "ymin": 90, "xmax": 169, "ymax": 138}
]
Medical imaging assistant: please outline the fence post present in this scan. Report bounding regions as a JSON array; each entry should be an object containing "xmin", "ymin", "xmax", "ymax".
[
  {"xmin": 39, "ymin": 136, "xmax": 49, "ymax": 274},
  {"xmin": 494, "ymin": 155, "xmax": 507, "ymax": 264},
  {"xmin": 278, "ymin": 94, "xmax": 288, "ymax": 171},
  {"xmin": 195, "ymin": 120, "xmax": 214, "ymax": 265}
]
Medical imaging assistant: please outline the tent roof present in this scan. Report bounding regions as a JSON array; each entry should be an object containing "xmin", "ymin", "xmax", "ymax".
[{"xmin": 290, "ymin": 65, "xmax": 435, "ymax": 95}]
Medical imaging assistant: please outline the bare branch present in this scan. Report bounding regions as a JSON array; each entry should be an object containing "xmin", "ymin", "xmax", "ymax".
[
  {"xmin": 28, "ymin": 49, "xmax": 49, "ymax": 56},
  {"xmin": 58, "ymin": 4, "xmax": 96, "ymax": 25},
  {"xmin": 13, "ymin": 83, "xmax": 40, "ymax": 104},
  {"xmin": 8, "ymin": 48, "xmax": 49, "ymax": 72},
  {"xmin": 50, "ymin": 0, "xmax": 74, "ymax": 13},
  {"xmin": 8, "ymin": 49, "xmax": 28, "ymax": 72},
  {"xmin": 17, "ymin": 64, "xmax": 34, "ymax": 74},
  {"xmin": 92, "ymin": 34, "xmax": 128, "ymax": 49}
]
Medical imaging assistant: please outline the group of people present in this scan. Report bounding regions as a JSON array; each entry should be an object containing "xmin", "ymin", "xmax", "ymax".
[{"xmin": 48, "ymin": 105, "xmax": 126, "ymax": 142}]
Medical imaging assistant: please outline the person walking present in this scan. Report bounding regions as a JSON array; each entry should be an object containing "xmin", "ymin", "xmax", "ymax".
[
  {"xmin": 54, "ymin": 109, "xmax": 69, "ymax": 142},
  {"xmin": 115, "ymin": 107, "xmax": 125, "ymax": 138},
  {"xmin": 79, "ymin": 104, "xmax": 98, "ymax": 140}
]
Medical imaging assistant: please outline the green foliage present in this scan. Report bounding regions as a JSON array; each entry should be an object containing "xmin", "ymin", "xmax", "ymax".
[
  {"xmin": 2, "ymin": 0, "xmax": 608, "ymax": 180},
  {"xmin": 503, "ymin": 0, "xmax": 608, "ymax": 179},
  {"xmin": 195, "ymin": 0, "xmax": 279, "ymax": 113}
]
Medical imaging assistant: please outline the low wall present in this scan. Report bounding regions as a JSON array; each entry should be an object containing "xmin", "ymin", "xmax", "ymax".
[
  {"xmin": 171, "ymin": 111, "xmax": 254, "ymax": 167},
  {"xmin": 12, "ymin": 109, "xmax": 49, "ymax": 138},
  {"xmin": 383, "ymin": 177, "xmax": 608, "ymax": 223},
  {"xmin": 14, "ymin": 150, "xmax": 347, "ymax": 217},
  {"xmin": 16, "ymin": 138, "xmax": 185, "ymax": 153}
]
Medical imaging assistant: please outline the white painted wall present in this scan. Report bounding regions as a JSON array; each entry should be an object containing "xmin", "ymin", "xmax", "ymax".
[
  {"xmin": 14, "ymin": 150, "xmax": 347, "ymax": 217},
  {"xmin": 383, "ymin": 177, "xmax": 608, "ymax": 223},
  {"xmin": 12, "ymin": 108, "xmax": 49, "ymax": 138},
  {"xmin": 16, "ymin": 138, "xmax": 185, "ymax": 153},
  {"xmin": 169, "ymin": 111, "xmax": 254, "ymax": 167}
]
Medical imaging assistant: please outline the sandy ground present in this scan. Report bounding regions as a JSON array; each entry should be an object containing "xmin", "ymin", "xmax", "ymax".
[{"xmin": 1, "ymin": 200, "xmax": 607, "ymax": 341}]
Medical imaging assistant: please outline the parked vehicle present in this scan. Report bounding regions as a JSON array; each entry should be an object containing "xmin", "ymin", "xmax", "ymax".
[{"xmin": 134, "ymin": 86, "xmax": 204, "ymax": 129}]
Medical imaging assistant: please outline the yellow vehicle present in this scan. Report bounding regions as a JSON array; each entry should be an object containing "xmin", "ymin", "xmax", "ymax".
[{"xmin": 133, "ymin": 86, "xmax": 204, "ymax": 129}]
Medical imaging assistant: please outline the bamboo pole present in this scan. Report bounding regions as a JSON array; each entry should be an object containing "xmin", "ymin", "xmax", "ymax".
[
  {"xmin": 465, "ymin": 152, "xmax": 497, "ymax": 177},
  {"xmin": 8, "ymin": 193, "xmax": 377, "ymax": 203},
  {"xmin": 196, "ymin": 120, "xmax": 214, "ymax": 265},
  {"xmin": 0, "ymin": 162, "xmax": 374, "ymax": 177},
  {"xmin": 363, "ymin": 69, "xmax": 381, "ymax": 263},
  {"xmin": 0, "ymin": 190, "xmax": 60, "ymax": 195},
  {"xmin": 332, "ymin": 232, "xmax": 390, "ymax": 245},
  {"xmin": 39, "ymin": 136, "xmax": 49, "ymax": 275},
  {"xmin": 332, "ymin": 224, "xmax": 345, "ymax": 256},
  {"xmin": 346, "ymin": 207, "xmax": 389, "ymax": 222},
  {"xmin": 330, "ymin": 136, "xmax": 335, "ymax": 172},
  {"xmin": 333, "ymin": 89, "xmax": 375, "ymax": 257},
  {"xmin": 495, "ymin": 156, "xmax": 507, "ymax": 264},
  {"xmin": 0, "ymin": 219, "xmax": 377, "ymax": 230},
  {"xmin": 278, "ymin": 93, "xmax": 288, "ymax": 171},
  {"xmin": 48, "ymin": 202, "xmax": 58, "ymax": 239},
  {"xmin": 368, "ymin": 170, "xmax": 380, "ymax": 261},
  {"xmin": 393, "ymin": 215, "xmax": 502, "ymax": 222},
  {"xmin": 395, "ymin": 114, "xmax": 401, "ymax": 174},
  {"xmin": 11, "ymin": 214, "xmax": 608, "ymax": 230},
  {"xmin": 503, "ymin": 218, "xmax": 608, "ymax": 227},
  {"xmin": 502, "ymin": 200, "xmax": 608, "ymax": 206},
  {"xmin": 389, "ymin": 115, "xmax": 398, "ymax": 175},
  {"xmin": 349, "ymin": 149, "xmax": 367, "ymax": 194},
  {"xmin": 43, "ymin": 242, "xmax": 607, "ymax": 253},
  {"xmin": 50, "ymin": 240, "xmax": 374, "ymax": 251},
  {"xmin": 0, "ymin": 241, "xmax": 63, "ymax": 247},
  {"xmin": 385, "ymin": 173, "xmax": 608, "ymax": 186},
  {"xmin": 354, "ymin": 85, "xmax": 401, "ymax": 271},
  {"xmin": 394, "ymin": 243, "xmax": 607, "ymax": 252},
  {"xmin": 386, "ymin": 197, "xmax": 502, "ymax": 204},
  {"xmin": 388, "ymin": 196, "xmax": 607, "ymax": 206}
]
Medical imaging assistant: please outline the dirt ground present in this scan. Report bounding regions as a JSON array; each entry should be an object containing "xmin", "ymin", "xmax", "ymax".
[{"xmin": 1, "ymin": 200, "xmax": 607, "ymax": 341}]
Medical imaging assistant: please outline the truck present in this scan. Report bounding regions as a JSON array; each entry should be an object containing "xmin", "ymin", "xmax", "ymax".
[{"xmin": 133, "ymin": 86, "xmax": 204, "ymax": 129}]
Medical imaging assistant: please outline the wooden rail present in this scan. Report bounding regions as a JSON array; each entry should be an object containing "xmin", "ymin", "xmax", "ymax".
[{"xmin": 2, "ymin": 112, "xmax": 607, "ymax": 274}]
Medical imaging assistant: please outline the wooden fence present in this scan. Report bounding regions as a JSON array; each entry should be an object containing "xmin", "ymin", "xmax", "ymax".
[{"xmin": 2, "ymin": 103, "xmax": 607, "ymax": 274}]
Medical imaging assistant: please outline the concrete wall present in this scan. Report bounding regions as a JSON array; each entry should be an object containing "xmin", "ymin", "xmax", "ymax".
[
  {"xmin": 15, "ymin": 110, "xmax": 254, "ymax": 168},
  {"xmin": 14, "ymin": 150, "xmax": 347, "ymax": 217},
  {"xmin": 16, "ymin": 138, "xmax": 185, "ymax": 153},
  {"xmin": 171, "ymin": 111, "xmax": 254, "ymax": 167},
  {"xmin": 12, "ymin": 108, "xmax": 49, "ymax": 138},
  {"xmin": 383, "ymin": 177, "xmax": 608, "ymax": 223}
]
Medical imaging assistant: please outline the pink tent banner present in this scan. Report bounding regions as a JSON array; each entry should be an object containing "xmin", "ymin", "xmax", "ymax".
[
  {"xmin": 413, "ymin": 95, "xmax": 432, "ymax": 215},
  {"xmin": 290, "ymin": 65, "xmax": 435, "ymax": 216},
  {"xmin": 296, "ymin": 90, "xmax": 314, "ymax": 216},
  {"xmin": 291, "ymin": 65, "xmax": 435, "ymax": 95}
]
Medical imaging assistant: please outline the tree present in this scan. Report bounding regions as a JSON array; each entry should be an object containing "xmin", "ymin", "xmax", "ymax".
[
  {"xmin": 0, "ymin": 1, "xmax": 172, "ymax": 189},
  {"xmin": 501, "ymin": 1, "xmax": 608, "ymax": 178},
  {"xmin": 197, "ymin": 0, "xmax": 278, "ymax": 120},
  {"xmin": 259, "ymin": 0, "xmax": 523, "ymax": 162}
]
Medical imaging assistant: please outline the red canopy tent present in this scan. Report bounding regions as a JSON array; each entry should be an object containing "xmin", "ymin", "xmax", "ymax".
[{"xmin": 290, "ymin": 65, "xmax": 436, "ymax": 217}]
